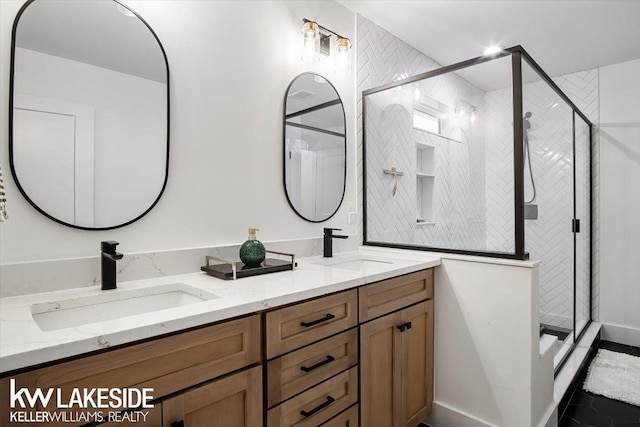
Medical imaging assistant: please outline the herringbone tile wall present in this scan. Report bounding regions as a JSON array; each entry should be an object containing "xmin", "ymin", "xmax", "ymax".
[
  {"xmin": 357, "ymin": 15, "xmax": 599, "ymax": 325},
  {"xmin": 359, "ymin": 16, "xmax": 490, "ymax": 251},
  {"xmin": 484, "ymin": 69, "xmax": 599, "ymax": 329}
]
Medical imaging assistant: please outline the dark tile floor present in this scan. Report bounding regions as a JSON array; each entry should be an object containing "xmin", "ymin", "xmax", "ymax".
[{"xmin": 559, "ymin": 340, "xmax": 640, "ymax": 427}]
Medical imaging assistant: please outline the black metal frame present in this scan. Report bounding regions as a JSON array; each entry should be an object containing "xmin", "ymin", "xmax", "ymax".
[
  {"xmin": 8, "ymin": 0, "xmax": 170, "ymax": 231},
  {"xmin": 362, "ymin": 45, "xmax": 594, "ymax": 367},
  {"xmin": 283, "ymin": 72, "xmax": 347, "ymax": 223}
]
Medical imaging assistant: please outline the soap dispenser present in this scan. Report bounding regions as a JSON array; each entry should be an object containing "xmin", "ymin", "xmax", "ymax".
[{"xmin": 239, "ymin": 228, "xmax": 265, "ymax": 268}]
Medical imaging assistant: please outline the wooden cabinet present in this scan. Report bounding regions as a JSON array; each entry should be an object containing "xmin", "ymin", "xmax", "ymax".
[
  {"xmin": 320, "ymin": 405, "xmax": 358, "ymax": 426},
  {"xmin": 265, "ymin": 290, "xmax": 358, "ymax": 359},
  {"xmin": 267, "ymin": 329, "xmax": 358, "ymax": 407},
  {"xmin": 360, "ymin": 300, "xmax": 434, "ymax": 427},
  {"xmin": 0, "ymin": 315, "xmax": 260, "ymax": 427},
  {"xmin": 162, "ymin": 366, "xmax": 262, "ymax": 427},
  {"xmin": 267, "ymin": 368, "xmax": 358, "ymax": 427},
  {"xmin": 265, "ymin": 290, "xmax": 359, "ymax": 427},
  {"xmin": 359, "ymin": 268, "xmax": 433, "ymax": 323},
  {"xmin": 1, "ymin": 267, "xmax": 435, "ymax": 427}
]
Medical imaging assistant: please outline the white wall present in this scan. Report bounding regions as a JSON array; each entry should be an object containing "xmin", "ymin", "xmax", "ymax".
[
  {"xmin": 0, "ymin": 1, "xmax": 357, "ymax": 264},
  {"xmin": 426, "ymin": 258, "xmax": 554, "ymax": 427},
  {"xmin": 599, "ymin": 59, "xmax": 640, "ymax": 346}
]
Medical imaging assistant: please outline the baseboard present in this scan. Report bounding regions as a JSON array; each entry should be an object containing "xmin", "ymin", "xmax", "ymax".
[
  {"xmin": 425, "ymin": 401, "xmax": 499, "ymax": 427},
  {"xmin": 602, "ymin": 323, "xmax": 640, "ymax": 346},
  {"xmin": 537, "ymin": 404, "xmax": 558, "ymax": 427}
]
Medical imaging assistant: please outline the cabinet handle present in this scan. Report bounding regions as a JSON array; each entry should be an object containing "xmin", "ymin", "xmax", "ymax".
[
  {"xmin": 301, "ymin": 313, "xmax": 335, "ymax": 327},
  {"xmin": 170, "ymin": 421, "xmax": 184, "ymax": 427},
  {"xmin": 300, "ymin": 396, "xmax": 335, "ymax": 417},
  {"xmin": 301, "ymin": 355, "xmax": 335, "ymax": 372},
  {"xmin": 397, "ymin": 322, "xmax": 412, "ymax": 332}
]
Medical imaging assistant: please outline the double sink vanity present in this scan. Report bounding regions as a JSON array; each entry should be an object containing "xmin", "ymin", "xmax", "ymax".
[{"xmin": 0, "ymin": 249, "xmax": 439, "ymax": 427}]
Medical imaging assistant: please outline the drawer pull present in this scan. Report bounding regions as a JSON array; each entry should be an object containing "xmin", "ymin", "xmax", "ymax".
[
  {"xmin": 301, "ymin": 313, "xmax": 335, "ymax": 327},
  {"xmin": 301, "ymin": 355, "xmax": 335, "ymax": 372},
  {"xmin": 300, "ymin": 396, "xmax": 335, "ymax": 417}
]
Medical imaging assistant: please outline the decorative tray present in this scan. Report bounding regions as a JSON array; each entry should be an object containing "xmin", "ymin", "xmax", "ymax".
[{"xmin": 200, "ymin": 250, "xmax": 296, "ymax": 280}]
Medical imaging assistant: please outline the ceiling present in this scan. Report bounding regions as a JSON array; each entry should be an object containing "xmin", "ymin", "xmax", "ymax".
[{"xmin": 338, "ymin": 0, "xmax": 640, "ymax": 85}]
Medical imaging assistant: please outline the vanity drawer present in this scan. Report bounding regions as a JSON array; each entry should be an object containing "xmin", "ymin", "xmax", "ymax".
[
  {"xmin": 359, "ymin": 268, "xmax": 433, "ymax": 322},
  {"xmin": 0, "ymin": 315, "xmax": 260, "ymax": 426},
  {"xmin": 321, "ymin": 405, "xmax": 359, "ymax": 426},
  {"xmin": 267, "ymin": 367, "xmax": 358, "ymax": 427},
  {"xmin": 265, "ymin": 290, "xmax": 357, "ymax": 359},
  {"xmin": 267, "ymin": 328, "xmax": 358, "ymax": 407}
]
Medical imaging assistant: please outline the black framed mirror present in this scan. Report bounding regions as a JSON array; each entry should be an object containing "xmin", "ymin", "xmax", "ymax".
[
  {"xmin": 284, "ymin": 73, "xmax": 346, "ymax": 222},
  {"xmin": 9, "ymin": 0, "xmax": 169, "ymax": 230}
]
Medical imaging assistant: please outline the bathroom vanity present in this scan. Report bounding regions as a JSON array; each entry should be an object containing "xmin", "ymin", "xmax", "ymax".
[{"xmin": 0, "ymin": 250, "xmax": 439, "ymax": 427}]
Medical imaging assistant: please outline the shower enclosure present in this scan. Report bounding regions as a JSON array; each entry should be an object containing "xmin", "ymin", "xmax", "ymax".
[{"xmin": 362, "ymin": 46, "xmax": 592, "ymax": 370}]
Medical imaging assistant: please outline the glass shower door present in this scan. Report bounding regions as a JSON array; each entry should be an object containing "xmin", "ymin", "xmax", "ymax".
[{"xmin": 574, "ymin": 115, "xmax": 591, "ymax": 339}]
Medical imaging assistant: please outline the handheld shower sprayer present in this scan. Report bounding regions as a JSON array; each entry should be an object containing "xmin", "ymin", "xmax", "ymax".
[{"xmin": 523, "ymin": 111, "xmax": 537, "ymax": 208}]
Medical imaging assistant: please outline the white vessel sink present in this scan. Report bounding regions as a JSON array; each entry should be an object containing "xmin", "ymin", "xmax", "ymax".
[
  {"xmin": 313, "ymin": 255, "xmax": 394, "ymax": 270},
  {"xmin": 31, "ymin": 283, "xmax": 219, "ymax": 331}
]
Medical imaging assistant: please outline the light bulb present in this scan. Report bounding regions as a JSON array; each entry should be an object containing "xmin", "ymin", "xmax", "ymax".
[
  {"xmin": 301, "ymin": 21, "xmax": 320, "ymax": 62},
  {"xmin": 335, "ymin": 37, "xmax": 351, "ymax": 74}
]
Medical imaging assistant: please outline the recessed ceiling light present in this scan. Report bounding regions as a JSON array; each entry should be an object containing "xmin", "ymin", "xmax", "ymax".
[
  {"xmin": 483, "ymin": 45, "xmax": 504, "ymax": 56},
  {"xmin": 116, "ymin": 4, "xmax": 136, "ymax": 18}
]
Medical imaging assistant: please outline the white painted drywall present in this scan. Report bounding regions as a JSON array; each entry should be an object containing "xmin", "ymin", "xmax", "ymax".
[
  {"xmin": 599, "ymin": 58, "xmax": 640, "ymax": 346},
  {"xmin": 0, "ymin": 1, "xmax": 357, "ymax": 266},
  {"xmin": 426, "ymin": 258, "xmax": 554, "ymax": 427}
]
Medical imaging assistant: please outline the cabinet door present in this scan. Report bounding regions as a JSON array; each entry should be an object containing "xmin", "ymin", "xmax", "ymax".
[
  {"xmin": 402, "ymin": 300, "xmax": 434, "ymax": 427},
  {"xmin": 360, "ymin": 301, "xmax": 434, "ymax": 427},
  {"xmin": 162, "ymin": 366, "xmax": 262, "ymax": 427},
  {"xmin": 360, "ymin": 310, "xmax": 403, "ymax": 427}
]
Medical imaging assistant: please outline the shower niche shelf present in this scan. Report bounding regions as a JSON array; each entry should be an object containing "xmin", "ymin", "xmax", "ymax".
[{"xmin": 416, "ymin": 142, "xmax": 435, "ymax": 225}]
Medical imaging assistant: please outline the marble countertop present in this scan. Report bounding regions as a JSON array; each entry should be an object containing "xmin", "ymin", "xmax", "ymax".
[{"xmin": 0, "ymin": 247, "xmax": 440, "ymax": 373}]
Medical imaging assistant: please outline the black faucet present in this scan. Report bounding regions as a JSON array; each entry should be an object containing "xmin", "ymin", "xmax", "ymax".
[
  {"xmin": 101, "ymin": 241, "xmax": 123, "ymax": 290},
  {"xmin": 323, "ymin": 228, "xmax": 348, "ymax": 258}
]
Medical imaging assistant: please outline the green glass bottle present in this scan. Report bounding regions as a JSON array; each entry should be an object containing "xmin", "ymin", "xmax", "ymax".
[{"xmin": 239, "ymin": 227, "xmax": 265, "ymax": 268}]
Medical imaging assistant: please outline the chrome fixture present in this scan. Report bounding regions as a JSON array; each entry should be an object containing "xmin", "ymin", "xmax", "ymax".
[
  {"xmin": 383, "ymin": 167, "xmax": 404, "ymax": 197},
  {"xmin": 323, "ymin": 228, "xmax": 348, "ymax": 258},
  {"xmin": 101, "ymin": 241, "xmax": 123, "ymax": 290}
]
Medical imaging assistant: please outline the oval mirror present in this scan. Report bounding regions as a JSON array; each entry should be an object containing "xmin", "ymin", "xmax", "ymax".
[
  {"xmin": 10, "ymin": 0, "xmax": 169, "ymax": 230},
  {"xmin": 284, "ymin": 73, "xmax": 346, "ymax": 222}
]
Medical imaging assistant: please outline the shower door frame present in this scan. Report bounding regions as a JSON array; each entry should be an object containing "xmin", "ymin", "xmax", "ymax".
[{"xmin": 361, "ymin": 46, "xmax": 594, "ymax": 370}]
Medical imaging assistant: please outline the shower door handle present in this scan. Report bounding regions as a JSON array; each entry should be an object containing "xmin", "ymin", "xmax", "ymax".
[{"xmin": 572, "ymin": 219, "xmax": 581, "ymax": 233}]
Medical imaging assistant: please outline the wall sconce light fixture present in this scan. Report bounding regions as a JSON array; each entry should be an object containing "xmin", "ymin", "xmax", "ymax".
[
  {"xmin": 301, "ymin": 18, "xmax": 352, "ymax": 73},
  {"xmin": 454, "ymin": 100, "xmax": 477, "ymax": 124}
]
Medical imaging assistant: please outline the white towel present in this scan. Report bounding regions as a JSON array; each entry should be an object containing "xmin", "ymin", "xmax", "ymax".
[{"xmin": 0, "ymin": 165, "xmax": 8, "ymax": 222}]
